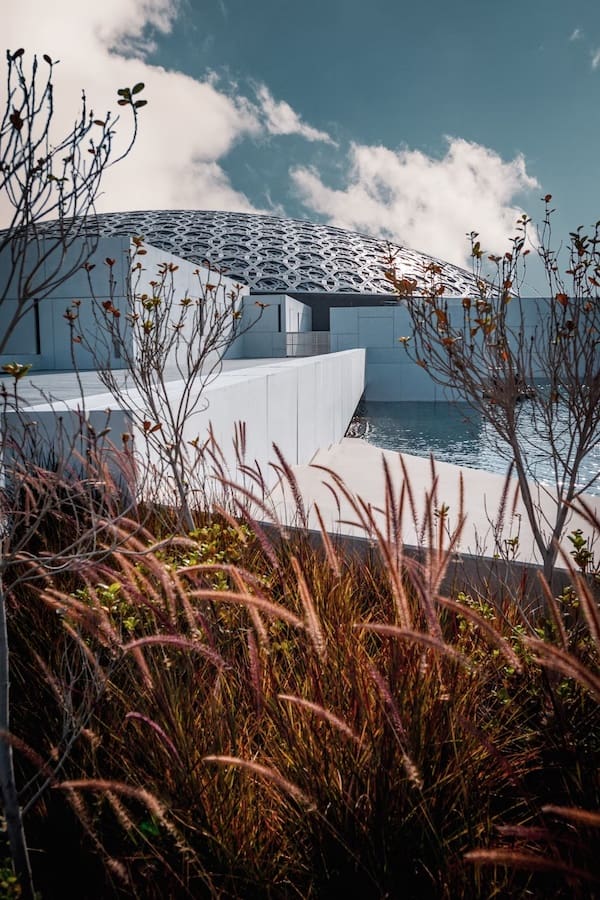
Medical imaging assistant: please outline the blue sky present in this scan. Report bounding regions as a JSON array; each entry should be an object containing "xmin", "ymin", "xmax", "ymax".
[{"xmin": 4, "ymin": 0, "xmax": 600, "ymax": 288}]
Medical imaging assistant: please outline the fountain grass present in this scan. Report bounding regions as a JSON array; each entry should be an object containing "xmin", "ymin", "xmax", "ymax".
[{"xmin": 3, "ymin": 462, "xmax": 600, "ymax": 899}]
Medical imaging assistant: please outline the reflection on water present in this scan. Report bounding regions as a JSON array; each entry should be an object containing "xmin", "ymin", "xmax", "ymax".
[{"xmin": 348, "ymin": 401, "xmax": 600, "ymax": 496}]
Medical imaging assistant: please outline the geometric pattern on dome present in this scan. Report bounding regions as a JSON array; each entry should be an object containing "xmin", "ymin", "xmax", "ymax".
[{"xmin": 55, "ymin": 209, "xmax": 480, "ymax": 296}]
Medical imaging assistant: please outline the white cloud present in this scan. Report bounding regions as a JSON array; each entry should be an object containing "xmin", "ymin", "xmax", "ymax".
[
  {"xmin": 99, "ymin": 0, "xmax": 179, "ymax": 56},
  {"xmin": 291, "ymin": 138, "xmax": 539, "ymax": 268},
  {"xmin": 570, "ymin": 27, "xmax": 582, "ymax": 41},
  {"xmin": 255, "ymin": 85, "xmax": 336, "ymax": 145},
  {"xmin": 0, "ymin": 0, "xmax": 539, "ymax": 270},
  {"xmin": 592, "ymin": 48, "xmax": 600, "ymax": 69},
  {"xmin": 0, "ymin": 0, "xmax": 328, "ymax": 226}
]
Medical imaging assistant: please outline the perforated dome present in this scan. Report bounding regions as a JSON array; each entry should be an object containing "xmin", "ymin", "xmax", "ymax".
[{"xmin": 65, "ymin": 209, "xmax": 479, "ymax": 296}]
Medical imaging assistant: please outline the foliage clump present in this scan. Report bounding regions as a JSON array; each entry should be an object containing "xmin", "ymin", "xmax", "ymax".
[{"xmin": 4, "ymin": 468, "xmax": 600, "ymax": 899}]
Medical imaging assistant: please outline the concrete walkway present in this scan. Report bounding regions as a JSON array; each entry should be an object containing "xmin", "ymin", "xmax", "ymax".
[
  {"xmin": 5, "ymin": 363, "xmax": 598, "ymax": 572},
  {"xmin": 269, "ymin": 437, "xmax": 600, "ymax": 570}
]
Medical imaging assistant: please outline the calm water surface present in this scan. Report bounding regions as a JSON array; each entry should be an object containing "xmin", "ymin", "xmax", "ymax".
[{"xmin": 348, "ymin": 401, "xmax": 600, "ymax": 496}]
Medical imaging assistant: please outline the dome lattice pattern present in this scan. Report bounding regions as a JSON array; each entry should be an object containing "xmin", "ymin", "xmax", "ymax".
[{"xmin": 57, "ymin": 210, "xmax": 480, "ymax": 295}]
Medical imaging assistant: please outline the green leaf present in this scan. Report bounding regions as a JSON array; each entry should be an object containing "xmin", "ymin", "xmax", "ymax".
[
  {"xmin": 139, "ymin": 818, "xmax": 160, "ymax": 838},
  {"xmin": 134, "ymin": 100, "xmax": 147, "ymax": 109},
  {"xmin": 132, "ymin": 82, "xmax": 145, "ymax": 94}
]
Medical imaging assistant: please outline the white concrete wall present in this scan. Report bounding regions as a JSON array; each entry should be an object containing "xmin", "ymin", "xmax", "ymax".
[
  {"xmin": 331, "ymin": 301, "xmax": 550, "ymax": 401},
  {"xmin": 6, "ymin": 350, "xmax": 366, "ymax": 500},
  {"xmin": 0, "ymin": 237, "xmax": 249, "ymax": 372},
  {"xmin": 234, "ymin": 298, "xmax": 286, "ymax": 358},
  {"xmin": 155, "ymin": 350, "xmax": 365, "ymax": 489},
  {"xmin": 0, "ymin": 235, "xmax": 131, "ymax": 369},
  {"xmin": 128, "ymin": 243, "xmax": 249, "ymax": 377},
  {"xmin": 230, "ymin": 294, "xmax": 312, "ymax": 359},
  {"xmin": 284, "ymin": 295, "xmax": 312, "ymax": 333}
]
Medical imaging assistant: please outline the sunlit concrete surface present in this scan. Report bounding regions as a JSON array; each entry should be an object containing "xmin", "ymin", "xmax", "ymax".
[
  {"xmin": 269, "ymin": 437, "xmax": 600, "ymax": 571},
  {"xmin": 3, "ymin": 351, "xmax": 366, "ymax": 498}
]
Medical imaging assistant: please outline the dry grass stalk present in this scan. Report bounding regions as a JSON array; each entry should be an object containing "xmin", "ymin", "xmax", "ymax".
[
  {"xmin": 203, "ymin": 755, "xmax": 315, "ymax": 810},
  {"xmin": 277, "ymin": 694, "xmax": 360, "ymax": 745}
]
